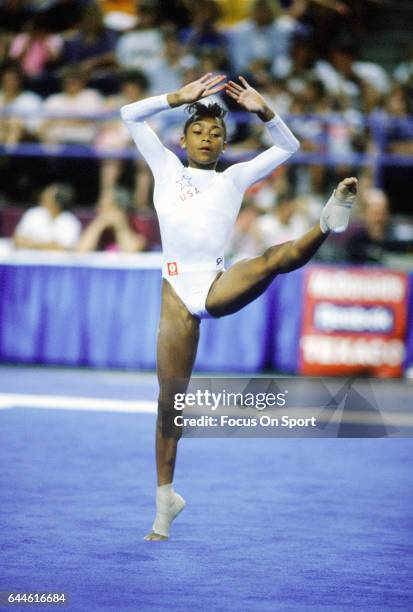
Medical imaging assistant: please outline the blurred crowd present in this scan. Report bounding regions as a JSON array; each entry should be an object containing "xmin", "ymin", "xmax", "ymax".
[{"xmin": 0, "ymin": 0, "xmax": 412, "ymax": 262}]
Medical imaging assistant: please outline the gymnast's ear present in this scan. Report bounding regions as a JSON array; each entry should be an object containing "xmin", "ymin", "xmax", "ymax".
[{"xmin": 180, "ymin": 135, "xmax": 186, "ymax": 149}]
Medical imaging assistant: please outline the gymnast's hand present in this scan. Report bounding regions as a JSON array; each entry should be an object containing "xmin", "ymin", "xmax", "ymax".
[
  {"xmin": 225, "ymin": 76, "xmax": 275, "ymax": 122},
  {"xmin": 167, "ymin": 73, "xmax": 227, "ymax": 107}
]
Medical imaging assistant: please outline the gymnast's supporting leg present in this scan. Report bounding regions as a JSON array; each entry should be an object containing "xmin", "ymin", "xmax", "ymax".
[{"xmin": 144, "ymin": 279, "xmax": 200, "ymax": 541}]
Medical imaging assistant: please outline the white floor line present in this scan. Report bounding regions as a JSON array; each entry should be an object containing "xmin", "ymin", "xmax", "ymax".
[{"xmin": 0, "ymin": 393, "xmax": 157, "ymax": 413}]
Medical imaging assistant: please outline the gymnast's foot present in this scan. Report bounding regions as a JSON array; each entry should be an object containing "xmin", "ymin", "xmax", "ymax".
[
  {"xmin": 320, "ymin": 177, "xmax": 357, "ymax": 234},
  {"xmin": 144, "ymin": 530, "xmax": 169, "ymax": 541},
  {"xmin": 143, "ymin": 484, "xmax": 186, "ymax": 541}
]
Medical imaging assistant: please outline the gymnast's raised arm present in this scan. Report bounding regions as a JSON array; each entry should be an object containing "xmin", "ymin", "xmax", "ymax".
[
  {"xmin": 223, "ymin": 77, "xmax": 300, "ymax": 193},
  {"xmin": 120, "ymin": 73, "xmax": 227, "ymax": 179}
]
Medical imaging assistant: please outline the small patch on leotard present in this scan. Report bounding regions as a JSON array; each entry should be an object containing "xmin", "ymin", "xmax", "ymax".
[{"xmin": 167, "ymin": 262, "xmax": 179, "ymax": 275}]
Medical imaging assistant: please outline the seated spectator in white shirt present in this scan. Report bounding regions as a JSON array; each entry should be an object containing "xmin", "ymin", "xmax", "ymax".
[
  {"xmin": 13, "ymin": 183, "xmax": 81, "ymax": 250},
  {"xmin": 227, "ymin": 192, "xmax": 310, "ymax": 260},
  {"xmin": 115, "ymin": 1, "xmax": 164, "ymax": 77},
  {"xmin": 253, "ymin": 191, "xmax": 310, "ymax": 249},
  {"xmin": 39, "ymin": 67, "xmax": 104, "ymax": 144},
  {"xmin": 0, "ymin": 62, "xmax": 42, "ymax": 145},
  {"xmin": 328, "ymin": 40, "xmax": 390, "ymax": 109}
]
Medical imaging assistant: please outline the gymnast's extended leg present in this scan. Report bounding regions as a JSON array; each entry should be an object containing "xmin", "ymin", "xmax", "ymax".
[
  {"xmin": 144, "ymin": 278, "xmax": 200, "ymax": 541},
  {"xmin": 206, "ymin": 224, "xmax": 326, "ymax": 317},
  {"xmin": 206, "ymin": 178, "xmax": 357, "ymax": 317}
]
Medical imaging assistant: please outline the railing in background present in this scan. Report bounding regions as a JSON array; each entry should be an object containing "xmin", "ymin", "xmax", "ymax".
[{"xmin": 1, "ymin": 111, "xmax": 413, "ymax": 188}]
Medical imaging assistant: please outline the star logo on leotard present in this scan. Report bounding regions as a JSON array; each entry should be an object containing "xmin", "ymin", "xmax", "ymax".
[{"xmin": 176, "ymin": 174, "xmax": 193, "ymax": 190}]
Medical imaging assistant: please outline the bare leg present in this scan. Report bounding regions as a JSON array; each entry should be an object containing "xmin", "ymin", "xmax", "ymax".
[
  {"xmin": 134, "ymin": 160, "xmax": 153, "ymax": 212},
  {"xmin": 100, "ymin": 159, "xmax": 121, "ymax": 194},
  {"xmin": 145, "ymin": 279, "xmax": 200, "ymax": 540},
  {"xmin": 206, "ymin": 224, "xmax": 328, "ymax": 317}
]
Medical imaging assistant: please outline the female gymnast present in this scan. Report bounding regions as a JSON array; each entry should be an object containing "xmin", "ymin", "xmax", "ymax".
[{"xmin": 120, "ymin": 73, "xmax": 357, "ymax": 541}]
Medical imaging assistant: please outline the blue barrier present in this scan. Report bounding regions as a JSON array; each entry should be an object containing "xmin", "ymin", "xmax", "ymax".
[
  {"xmin": 0, "ymin": 260, "xmax": 275, "ymax": 372},
  {"xmin": 0, "ymin": 258, "xmax": 411, "ymax": 374}
]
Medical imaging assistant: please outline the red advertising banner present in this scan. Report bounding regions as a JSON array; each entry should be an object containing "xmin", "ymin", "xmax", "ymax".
[{"xmin": 299, "ymin": 266, "xmax": 408, "ymax": 377}]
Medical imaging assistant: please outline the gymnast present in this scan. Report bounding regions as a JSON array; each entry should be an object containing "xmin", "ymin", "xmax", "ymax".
[{"xmin": 120, "ymin": 72, "xmax": 357, "ymax": 541}]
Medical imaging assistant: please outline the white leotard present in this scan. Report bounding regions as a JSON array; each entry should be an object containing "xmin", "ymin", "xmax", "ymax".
[{"xmin": 120, "ymin": 94, "xmax": 299, "ymax": 318}]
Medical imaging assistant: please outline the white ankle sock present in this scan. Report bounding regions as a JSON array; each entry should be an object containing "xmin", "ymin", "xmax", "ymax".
[
  {"xmin": 320, "ymin": 189, "xmax": 356, "ymax": 234},
  {"xmin": 152, "ymin": 484, "xmax": 186, "ymax": 537}
]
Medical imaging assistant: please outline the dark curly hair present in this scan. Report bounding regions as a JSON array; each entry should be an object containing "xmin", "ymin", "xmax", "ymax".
[{"xmin": 183, "ymin": 102, "xmax": 227, "ymax": 138}]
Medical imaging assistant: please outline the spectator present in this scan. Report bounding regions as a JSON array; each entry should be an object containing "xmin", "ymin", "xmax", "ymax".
[
  {"xmin": 247, "ymin": 172, "xmax": 291, "ymax": 211},
  {"xmin": 252, "ymin": 74, "xmax": 292, "ymax": 117},
  {"xmin": 37, "ymin": 68, "xmax": 104, "ymax": 204},
  {"xmin": 13, "ymin": 183, "xmax": 81, "ymax": 250},
  {"xmin": 98, "ymin": 70, "xmax": 150, "ymax": 144},
  {"xmin": 77, "ymin": 187, "xmax": 146, "ymax": 253},
  {"xmin": 226, "ymin": 201, "xmax": 261, "ymax": 259},
  {"xmin": 345, "ymin": 188, "xmax": 412, "ymax": 263},
  {"xmin": 252, "ymin": 191, "xmax": 310, "ymax": 249},
  {"xmin": 61, "ymin": 2, "xmax": 118, "ymax": 90},
  {"xmin": 100, "ymin": 0, "xmax": 138, "ymax": 32},
  {"xmin": 179, "ymin": 0, "xmax": 227, "ymax": 57},
  {"xmin": 0, "ymin": 62, "xmax": 41, "ymax": 145},
  {"xmin": 286, "ymin": 0, "xmax": 361, "ymax": 55},
  {"xmin": 328, "ymin": 40, "xmax": 390, "ymax": 110},
  {"xmin": 226, "ymin": 0, "xmax": 297, "ymax": 73},
  {"xmin": 149, "ymin": 28, "xmax": 190, "ymax": 95},
  {"xmin": 227, "ymin": 190, "xmax": 310, "ymax": 259},
  {"xmin": 381, "ymin": 85, "xmax": 413, "ymax": 214},
  {"xmin": 96, "ymin": 69, "xmax": 153, "ymax": 209},
  {"xmin": 115, "ymin": 0, "xmax": 164, "ymax": 75},
  {"xmin": 39, "ymin": 68, "xmax": 104, "ymax": 144},
  {"xmin": 272, "ymin": 34, "xmax": 339, "ymax": 97},
  {"xmin": 287, "ymin": 82, "xmax": 329, "ymax": 198},
  {"xmin": 196, "ymin": 48, "xmax": 228, "ymax": 83},
  {"xmin": 385, "ymin": 85, "xmax": 413, "ymax": 156},
  {"xmin": 8, "ymin": 14, "xmax": 63, "ymax": 79}
]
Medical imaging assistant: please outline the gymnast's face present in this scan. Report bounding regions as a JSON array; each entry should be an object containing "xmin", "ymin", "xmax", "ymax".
[{"xmin": 181, "ymin": 117, "xmax": 226, "ymax": 169}]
